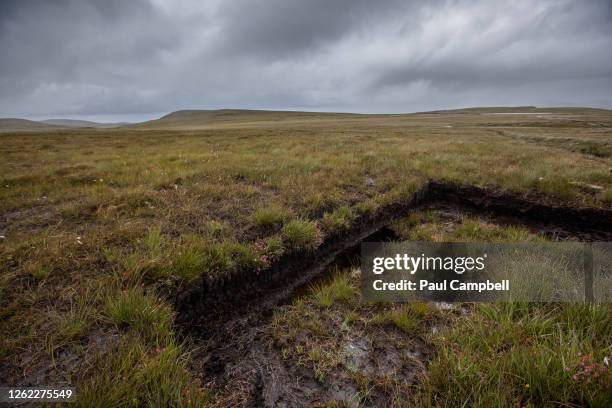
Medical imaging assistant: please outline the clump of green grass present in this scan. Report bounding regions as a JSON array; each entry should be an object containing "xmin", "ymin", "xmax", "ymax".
[
  {"xmin": 313, "ymin": 286, "xmax": 334, "ymax": 308},
  {"xmin": 535, "ymin": 176, "xmax": 574, "ymax": 200},
  {"xmin": 167, "ymin": 236, "xmax": 263, "ymax": 281},
  {"xmin": 102, "ymin": 228, "xmax": 168, "ymax": 284},
  {"xmin": 253, "ymin": 204, "xmax": 290, "ymax": 228},
  {"xmin": 57, "ymin": 307, "xmax": 91, "ymax": 342},
  {"xmin": 407, "ymin": 301, "xmax": 434, "ymax": 318},
  {"xmin": 321, "ymin": 205, "xmax": 355, "ymax": 233},
  {"xmin": 303, "ymin": 191, "xmax": 341, "ymax": 215},
  {"xmin": 78, "ymin": 338, "xmax": 209, "ymax": 408},
  {"xmin": 141, "ymin": 226, "xmax": 163, "ymax": 256},
  {"xmin": 312, "ymin": 274, "xmax": 355, "ymax": 308},
  {"xmin": 282, "ymin": 219, "xmax": 322, "ymax": 251},
  {"xmin": 260, "ymin": 235, "xmax": 284, "ymax": 260},
  {"xmin": 216, "ymin": 240, "xmax": 263, "ymax": 272},
  {"xmin": 105, "ymin": 288, "xmax": 172, "ymax": 344},
  {"xmin": 117, "ymin": 252, "xmax": 162, "ymax": 284},
  {"xmin": 165, "ymin": 234, "xmax": 213, "ymax": 281},
  {"xmin": 168, "ymin": 243, "xmax": 207, "ymax": 282},
  {"xmin": 371, "ymin": 305, "xmax": 419, "ymax": 333},
  {"xmin": 353, "ymin": 199, "xmax": 378, "ymax": 217}
]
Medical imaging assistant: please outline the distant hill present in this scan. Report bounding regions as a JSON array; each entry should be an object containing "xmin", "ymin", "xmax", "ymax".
[
  {"xmin": 0, "ymin": 118, "xmax": 63, "ymax": 131},
  {"xmin": 418, "ymin": 106, "xmax": 611, "ymax": 114},
  {"xmin": 0, "ymin": 117, "xmax": 130, "ymax": 131},
  {"xmin": 3, "ymin": 107, "xmax": 610, "ymax": 132},
  {"xmin": 134, "ymin": 109, "xmax": 361, "ymax": 129},
  {"xmin": 418, "ymin": 106, "xmax": 538, "ymax": 114},
  {"xmin": 42, "ymin": 119, "xmax": 129, "ymax": 128}
]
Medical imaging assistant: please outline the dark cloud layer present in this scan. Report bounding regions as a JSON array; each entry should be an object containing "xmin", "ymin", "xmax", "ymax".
[{"xmin": 1, "ymin": 0, "xmax": 611, "ymax": 120}]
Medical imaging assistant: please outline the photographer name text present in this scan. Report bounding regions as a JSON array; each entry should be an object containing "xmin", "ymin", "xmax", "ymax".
[{"xmin": 372, "ymin": 279, "xmax": 510, "ymax": 292}]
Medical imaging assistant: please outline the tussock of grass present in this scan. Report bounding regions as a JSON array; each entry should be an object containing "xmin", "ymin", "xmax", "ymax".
[
  {"xmin": 56, "ymin": 307, "xmax": 91, "ymax": 342},
  {"xmin": 167, "ymin": 236, "xmax": 263, "ymax": 281},
  {"xmin": 167, "ymin": 242, "xmax": 206, "ymax": 282},
  {"xmin": 409, "ymin": 301, "xmax": 435, "ymax": 318},
  {"xmin": 260, "ymin": 235, "xmax": 285, "ymax": 260},
  {"xmin": 216, "ymin": 241, "xmax": 263, "ymax": 271},
  {"xmin": 371, "ymin": 305, "xmax": 419, "ymax": 333},
  {"xmin": 141, "ymin": 226, "xmax": 163, "ymax": 256},
  {"xmin": 321, "ymin": 205, "xmax": 355, "ymax": 233},
  {"xmin": 77, "ymin": 338, "xmax": 209, "ymax": 408},
  {"xmin": 282, "ymin": 219, "xmax": 322, "ymax": 251},
  {"xmin": 535, "ymin": 175, "xmax": 574, "ymax": 200},
  {"xmin": 253, "ymin": 204, "xmax": 290, "ymax": 228},
  {"xmin": 105, "ymin": 288, "xmax": 173, "ymax": 344},
  {"xmin": 312, "ymin": 274, "xmax": 355, "ymax": 308},
  {"xmin": 116, "ymin": 251, "xmax": 162, "ymax": 285}
]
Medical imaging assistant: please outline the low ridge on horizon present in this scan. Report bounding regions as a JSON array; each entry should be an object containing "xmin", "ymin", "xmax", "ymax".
[{"xmin": 2, "ymin": 105, "xmax": 610, "ymax": 131}]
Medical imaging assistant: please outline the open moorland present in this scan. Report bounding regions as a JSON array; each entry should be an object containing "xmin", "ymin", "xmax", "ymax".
[{"xmin": 1, "ymin": 107, "xmax": 611, "ymax": 407}]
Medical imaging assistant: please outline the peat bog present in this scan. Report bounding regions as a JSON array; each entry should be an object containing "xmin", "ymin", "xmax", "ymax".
[{"xmin": 1, "ymin": 109, "xmax": 611, "ymax": 406}]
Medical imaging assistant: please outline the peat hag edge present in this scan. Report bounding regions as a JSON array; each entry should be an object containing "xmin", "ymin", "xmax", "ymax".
[{"xmin": 175, "ymin": 180, "xmax": 612, "ymax": 334}]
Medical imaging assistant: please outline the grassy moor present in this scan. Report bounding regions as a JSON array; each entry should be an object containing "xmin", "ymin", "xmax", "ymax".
[{"xmin": 1, "ymin": 108, "xmax": 611, "ymax": 407}]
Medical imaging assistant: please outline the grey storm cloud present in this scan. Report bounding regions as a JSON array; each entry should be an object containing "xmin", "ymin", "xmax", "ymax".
[{"xmin": 1, "ymin": 0, "xmax": 611, "ymax": 120}]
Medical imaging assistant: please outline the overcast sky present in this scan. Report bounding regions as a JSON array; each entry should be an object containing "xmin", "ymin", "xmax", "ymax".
[{"xmin": 1, "ymin": 0, "xmax": 611, "ymax": 122}]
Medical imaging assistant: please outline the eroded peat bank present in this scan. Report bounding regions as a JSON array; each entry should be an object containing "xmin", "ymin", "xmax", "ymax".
[{"xmin": 176, "ymin": 181, "xmax": 612, "ymax": 407}]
